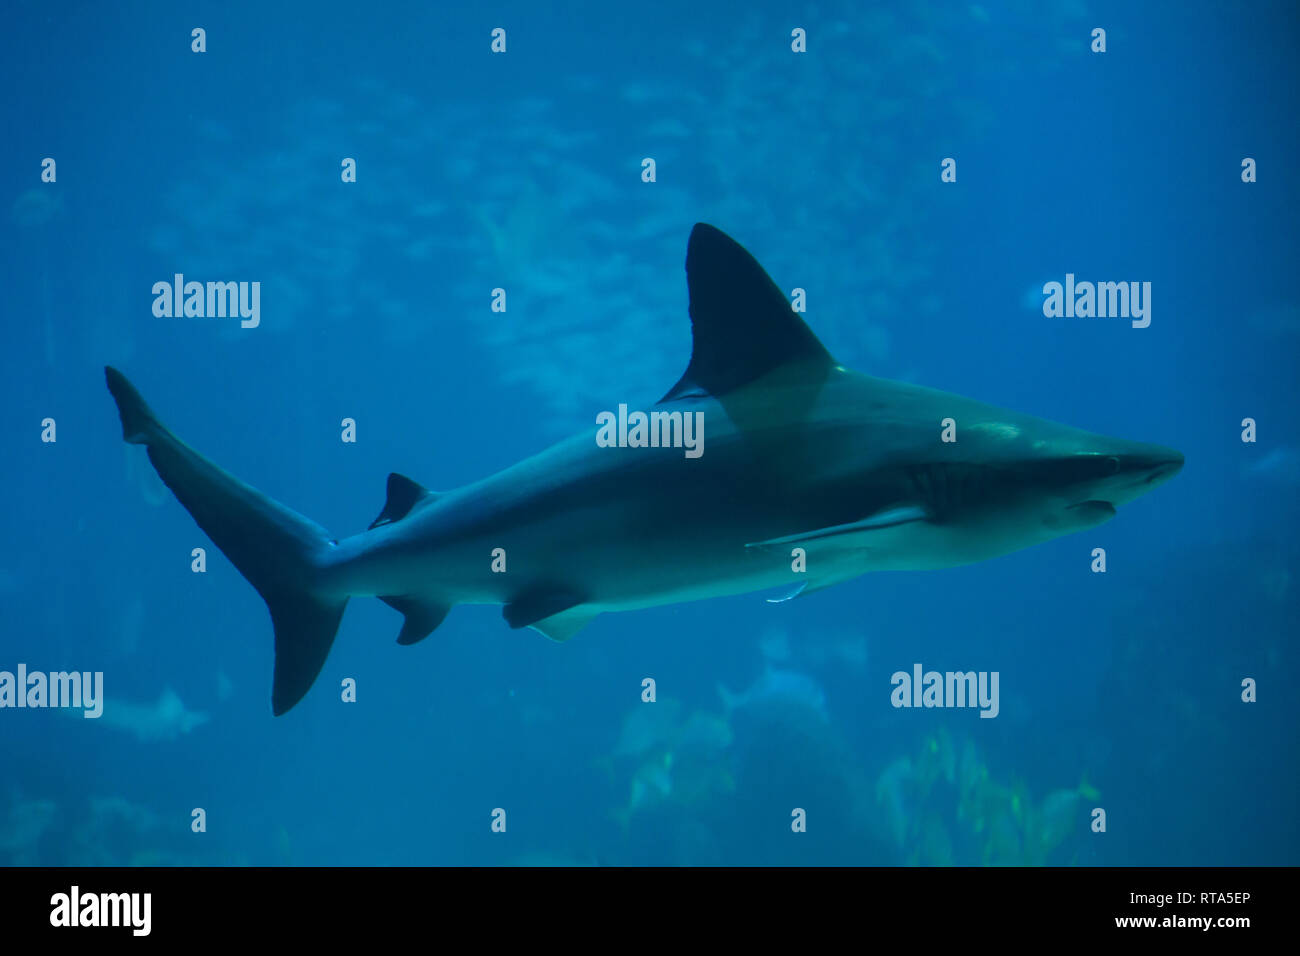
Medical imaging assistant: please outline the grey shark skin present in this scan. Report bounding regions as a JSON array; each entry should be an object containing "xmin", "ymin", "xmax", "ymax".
[{"xmin": 105, "ymin": 224, "xmax": 1183, "ymax": 714}]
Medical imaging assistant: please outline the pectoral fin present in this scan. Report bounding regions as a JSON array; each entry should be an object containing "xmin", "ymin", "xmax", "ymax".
[
  {"xmin": 745, "ymin": 505, "xmax": 929, "ymax": 551},
  {"xmin": 764, "ymin": 579, "xmax": 842, "ymax": 603},
  {"xmin": 766, "ymin": 581, "xmax": 808, "ymax": 603}
]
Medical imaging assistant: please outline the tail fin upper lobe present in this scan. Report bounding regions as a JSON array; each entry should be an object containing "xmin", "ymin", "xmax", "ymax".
[{"xmin": 106, "ymin": 366, "xmax": 346, "ymax": 715}]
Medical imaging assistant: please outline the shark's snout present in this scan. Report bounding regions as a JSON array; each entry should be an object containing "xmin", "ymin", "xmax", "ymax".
[
  {"xmin": 1031, "ymin": 444, "xmax": 1182, "ymax": 519},
  {"xmin": 1089, "ymin": 444, "xmax": 1183, "ymax": 507}
]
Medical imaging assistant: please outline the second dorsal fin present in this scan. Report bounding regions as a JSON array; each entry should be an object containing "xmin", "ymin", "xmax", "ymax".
[
  {"xmin": 660, "ymin": 224, "xmax": 835, "ymax": 403},
  {"xmin": 369, "ymin": 473, "xmax": 436, "ymax": 530}
]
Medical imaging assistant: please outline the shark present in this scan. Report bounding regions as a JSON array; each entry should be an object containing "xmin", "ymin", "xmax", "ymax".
[{"xmin": 105, "ymin": 224, "xmax": 1183, "ymax": 714}]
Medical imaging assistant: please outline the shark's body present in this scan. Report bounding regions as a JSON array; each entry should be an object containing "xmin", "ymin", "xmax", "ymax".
[{"xmin": 106, "ymin": 224, "xmax": 1182, "ymax": 714}]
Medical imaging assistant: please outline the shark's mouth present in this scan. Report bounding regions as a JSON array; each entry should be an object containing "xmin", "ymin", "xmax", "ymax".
[
  {"xmin": 1067, "ymin": 500, "xmax": 1117, "ymax": 521},
  {"xmin": 1145, "ymin": 462, "xmax": 1182, "ymax": 484}
]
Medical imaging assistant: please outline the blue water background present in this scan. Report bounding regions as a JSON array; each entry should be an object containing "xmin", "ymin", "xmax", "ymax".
[{"xmin": 1, "ymin": 0, "xmax": 1297, "ymax": 864}]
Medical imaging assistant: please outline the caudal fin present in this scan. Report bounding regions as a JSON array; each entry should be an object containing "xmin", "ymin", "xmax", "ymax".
[{"xmin": 106, "ymin": 366, "xmax": 346, "ymax": 715}]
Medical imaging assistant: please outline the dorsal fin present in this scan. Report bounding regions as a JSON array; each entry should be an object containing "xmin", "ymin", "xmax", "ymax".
[
  {"xmin": 660, "ymin": 224, "xmax": 835, "ymax": 403},
  {"xmin": 369, "ymin": 473, "xmax": 435, "ymax": 530}
]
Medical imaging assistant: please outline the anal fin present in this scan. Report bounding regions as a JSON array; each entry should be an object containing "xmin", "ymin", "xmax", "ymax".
[{"xmin": 379, "ymin": 595, "xmax": 451, "ymax": 645}]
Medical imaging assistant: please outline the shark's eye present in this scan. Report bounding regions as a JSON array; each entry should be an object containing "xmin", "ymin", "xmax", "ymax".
[{"xmin": 1105, "ymin": 456, "xmax": 1121, "ymax": 475}]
